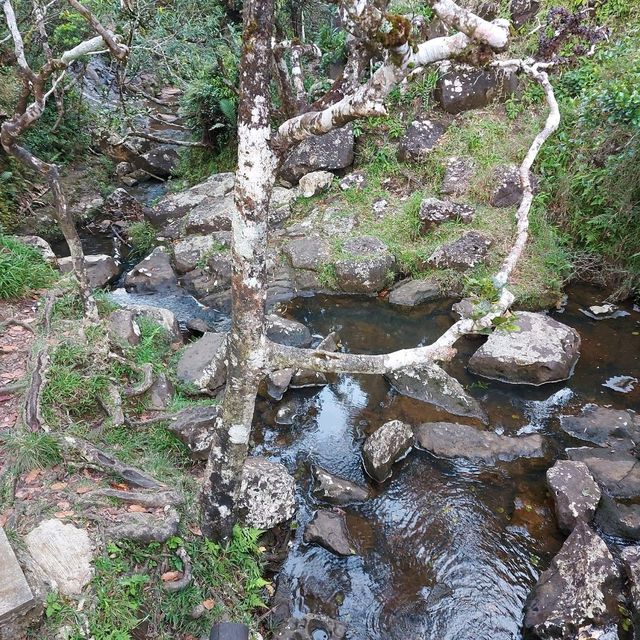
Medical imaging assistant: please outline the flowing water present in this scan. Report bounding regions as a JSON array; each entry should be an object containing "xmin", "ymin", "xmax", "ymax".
[{"xmin": 250, "ymin": 286, "xmax": 639, "ymax": 640}]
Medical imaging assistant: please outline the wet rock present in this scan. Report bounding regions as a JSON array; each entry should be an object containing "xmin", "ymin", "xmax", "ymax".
[
  {"xmin": 299, "ymin": 171, "xmax": 334, "ymax": 197},
  {"xmin": 290, "ymin": 369, "xmax": 328, "ymax": 388},
  {"xmin": 103, "ymin": 188, "xmax": 145, "ymax": 220},
  {"xmin": 262, "ymin": 368, "xmax": 294, "ymax": 401},
  {"xmin": 546, "ymin": 460, "xmax": 601, "ymax": 533},
  {"xmin": 427, "ymin": 231, "xmax": 492, "ymax": 271},
  {"xmin": 303, "ymin": 510, "xmax": 356, "ymax": 556},
  {"xmin": 203, "ymin": 289, "xmax": 232, "ymax": 314},
  {"xmin": 124, "ymin": 247, "xmax": 177, "ymax": 293},
  {"xmin": 559, "ymin": 405, "xmax": 640, "ymax": 453},
  {"xmin": 397, "ymin": 120, "xmax": 446, "ymax": 162},
  {"xmin": 58, "ymin": 254, "xmax": 118, "ymax": 288},
  {"xmin": 266, "ymin": 315, "xmax": 312, "ymax": 348},
  {"xmin": 340, "ymin": 171, "xmax": 367, "ymax": 191},
  {"xmin": 107, "ymin": 309, "xmax": 141, "ymax": 347},
  {"xmin": 595, "ymin": 496, "xmax": 640, "ymax": 542},
  {"xmin": 107, "ymin": 507, "xmax": 180, "ymax": 543},
  {"xmin": 386, "ymin": 364, "xmax": 487, "ymax": 422},
  {"xmin": 312, "ymin": 466, "xmax": 371, "ymax": 505},
  {"xmin": 116, "ymin": 303, "xmax": 182, "ymax": 345},
  {"xmin": 0, "ymin": 527, "xmax": 41, "ymax": 640},
  {"xmin": 334, "ymin": 236, "xmax": 395, "ymax": 294},
  {"xmin": 10, "ymin": 235, "xmax": 57, "ymax": 266},
  {"xmin": 567, "ymin": 448, "xmax": 640, "ymax": 499},
  {"xmin": 186, "ymin": 317, "xmax": 212, "ymax": 335},
  {"xmin": 283, "ymin": 237, "xmax": 332, "ymax": 271},
  {"xmin": 280, "ymin": 125, "xmax": 355, "ymax": 185},
  {"xmin": 363, "ymin": 419, "xmax": 413, "ymax": 482},
  {"xmin": 489, "ymin": 165, "xmax": 535, "ymax": 208},
  {"xmin": 468, "ymin": 312, "xmax": 581, "ymax": 385},
  {"xmin": 175, "ymin": 332, "xmax": 227, "ymax": 391},
  {"xmin": 441, "ymin": 157, "xmax": 474, "ymax": 196},
  {"xmin": 180, "ymin": 259, "xmax": 232, "ymax": 298},
  {"xmin": 418, "ymin": 198, "xmax": 475, "ymax": 233},
  {"xmin": 166, "ymin": 405, "xmax": 221, "ymax": 460},
  {"xmin": 137, "ymin": 144, "xmax": 180, "ymax": 178},
  {"xmin": 603, "ymin": 376, "xmax": 638, "ymax": 394},
  {"xmin": 414, "ymin": 422, "xmax": 544, "ymax": 462},
  {"xmin": 436, "ymin": 64, "xmax": 518, "ymax": 114},
  {"xmin": 183, "ymin": 195, "xmax": 233, "ymax": 235},
  {"xmin": 620, "ymin": 546, "xmax": 640, "ymax": 614},
  {"xmin": 388, "ymin": 278, "xmax": 441, "ymax": 306},
  {"xmin": 25, "ymin": 520, "xmax": 93, "ymax": 595},
  {"xmin": 238, "ymin": 457, "xmax": 296, "ymax": 529},
  {"xmin": 510, "ymin": 0, "xmax": 540, "ymax": 27},
  {"xmin": 147, "ymin": 373, "xmax": 174, "ymax": 410},
  {"xmin": 274, "ymin": 614, "xmax": 347, "ymax": 640},
  {"xmin": 173, "ymin": 233, "xmax": 231, "ymax": 274},
  {"xmin": 524, "ymin": 522, "xmax": 621, "ymax": 638}
]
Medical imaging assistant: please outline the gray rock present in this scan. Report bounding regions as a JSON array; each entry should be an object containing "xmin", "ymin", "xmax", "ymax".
[
  {"xmin": 397, "ymin": 120, "xmax": 447, "ymax": 162},
  {"xmin": 58, "ymin": 254, "xmax": 118, "ymax": 288},
  {"xmin": 290, "ymin": 369, "xmax": 328, "ymax": 388},
  {"xmin": 510, "ymin": 0, "xmax": 540, "ymax": 27},
  {"xmin": 262, "ymin": 368, "xmax": 294, "ymax": 401},
  {"xmin": 524, "ymin": 522, "xmax": 621, "ymax": 638},
  {"xmin": 546, "ymin": 460, "xmax": 601, "ymax": 533},
  {"xmin": 147, "ymin": 373, "xmax": 174, "ymax": 410},
  {"xmin": 270, "ymin": 186, "xmax": 298, "ymax": 226},
  {"xmin": 468, "ymin": 312, "xmax": 581, "ymax": 385},
  {"xmin": 388, "ymin": 279, "xmax": 441, "ymax": 306},
  {"xmin": 567, "ymin": 448, "xmax": 640, "ymax": 499},
  {"xmin": 124, "ymin": 247, "xmax": 178, "ymax": 293},
  {"xmin": 274, "ymin": 614, "xmax": 347, "ymax": 640},
  {"xmin": 280, "ymin": 125, "xmax": 355, "ymax": 184},
  {"xmin": 489, "ymin": 164, "xmax": 535, "ymax": 208},
  {"xmin": 386, "ymin": 364, "xmax": 487, "ymax": 422},
  {"xmin": 363, "ymin": 420, "xmax": 413, "ymax": 482},
  {"xmin": 436, "ymin": 64, "xmax": 518, "ymax": 114},
  {"xmin": 173, "ymin": 233, "xmax": 231, "ymax": 274},
  {"xmin": 428, "ymin": 231, "xmax": 492, "ymax": 271},
  {"xmin": 25, "ymin": 520, "xmax": 93, "ymax": 596},
  {"xmin": 414, "ymin": 422, "xmax": 544, "ymax": 463},
  {"xmin": 441, "ymin": 157, "xmax": 474, "ymax": 196},
  {"xmin": 175, "ymin": 332, "xmax": 227, "ymax": 391},
  {"xmin": 299, "ymin": 171, "xmax": 334, "ymax": 197},
  {"xmin": 334, "ymin": 236, "xmax": 395, "ymax": 294},
  {"xmin": 107, "ymin": 309, "xmax": 141, "ymax": 347},
  {"xmin": 103, "ymin": 188, "xmax": 146, "ymax": 220},
  {"xmin": 620, "ymin": 546, "xmax": 640, "ymax": 615},
  {"xmin": 184, "ymin": 195, "xmax": 233, "ymax": 235},
  {"xmin": 266, "ymin": 315, "xmax": 312, "ymax": 348},
  {"xmin": 180, "ymin": 258, "xmax": 232, "ymax": 298},
  {"xmin": 340, "ymin": 171, "xmax": 367, "ymax": 191},
  {"xmin": 10, "ymin": 235, "xmax": 57, "ymax": 266},
  {"xmin": 167, "ymin": 405, "xmax": 221, "ymax": 460},
  {"xmin": 137, "ymin": 144, "xmax": 180, "ymax": 178},
  {"xmin": 303, "ymin": 510, "xmax": 356, "ymax": 556},
  {"xmin": 107, "ymin": 507, "xmax": 180, "ymax": 543},
  {"xmin": 116, "ymin": 302, "xmax": 182, "ymax": 345},
  {"xmin": 418, "ymin": 198, "xmax": 475, "ymax": 233},
  {"xmin": 0, "ymin": 528, "xmax": 41, "ymax": 640},
  {"xmin": 283, "ymin": 236, "xmax": 332, "ymax": 271},
  {"xmin": 595, "ymin": 496, "xmax": 640, "ymax": 542},
  {"xmin": 312, "ymin": 466, "xmax": 370, "ymax": 505},
  {"xmin": 239, "ymin": 457, "xmax": 296, "ymax": 529}
]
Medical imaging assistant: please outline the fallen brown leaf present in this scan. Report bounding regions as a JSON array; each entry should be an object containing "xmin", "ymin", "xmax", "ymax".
[
  {"xmin": 161, "ymin": 571, "xmax": 182, "ymax": 582},
  {"xmin": 54, "ymin": 511, "xmax": 74, "ymax": 518},
  {"xmin": 202, "ymin": 599, "xmax": 215, "ymax": 610},
  {"xmin": 110, "ymin": 482, "xmax": 129, "ymax": 491},
  {"xmin": 24, "ymin": 469, "xmax": 40, "ymax": 484},
  {"xmin": 75, "ymin": 485, "xmax": 92, "ymax": 494},
  {"xmin": 51, "ymin": 482, "xmax": 68, "ymax": 491},
  {"xmin": 128, "ymin": 504, "xmax": 147, "ymax": 513}
]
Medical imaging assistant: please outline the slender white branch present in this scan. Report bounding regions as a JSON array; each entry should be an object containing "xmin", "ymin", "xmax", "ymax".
[
  {"xmin": 3, "ymin": 0, "xmax": 33, "ymax": 76},
  {"xmin": 60, "ymin": 34, "xmax": 108, "ymax": 63}
]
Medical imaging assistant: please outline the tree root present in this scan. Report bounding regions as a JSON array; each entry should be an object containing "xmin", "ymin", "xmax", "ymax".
[
  {"xmin": 124, "ymin": 363, "xmax": 154, "ymax": 397},
  {"xmin": 163, "ymin": 547, "xmax": 192, "ymax": 592},
  {"xmin": 81, "ymin": 487, "xmax": 181, "ymax": 507},
  {"xmin": 101, "ymin": 384, "xmax": 125, "ymax": 426},
  {"xmin": 0, "ymin": 318, "xmax": 35, "ymax": 334},
  {"xmin": 23, "ymin": 346, "xmax": 49, "ymax": 432},
  {"xmin": 0, "ymin": 380, "xmax": 27, "ymax": 395}
]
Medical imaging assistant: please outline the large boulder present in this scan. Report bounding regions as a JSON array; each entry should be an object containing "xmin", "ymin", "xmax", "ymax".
[
  {"xmin": 468, "ymin": 312, "xmax": 581, "ymax": 385},
  {"xmin": 363, "ymin": 420, "xmax": 413, "ymax": 482},
  {"xmin": 312, "ymin": 466, "xmax": 371, "ymax": 505},
  {"xmin": 546, "ymin": 460, "xmax": 601, "ymax": 533},
  {"xmin": 25, "ymin": 520, "xmax": 93, "ymax": 596},
  {"xmin": 282, "ymin": 236, "xmax": 332, "ymax": 272},
  {"xmin": 280, "ymin": 125, "xmax": 354, "ymax": 184},
  {"xmin": 387, "ymin": 278, "xmax": 441, "ymax": 306},
  {"xmin": 175, "ymin": 332, "xmax": 227, "ymax": 391},
  {"xmin": 173, "ymin": 233, "xmax": 231, "ymax": 274},
  {"xmin": 414, "ymin": 422, "xmax": 544, "ymax": 463},
  {"xmin": 114, "ymin": 302, "xmax": 182, "ymax": 345},
  {"xmin": 166, "ymin": 404, "xmax": 221, "ymax": 460},
  {"xmin": 266, "ymin": 315, "xmax": 312, "ymax": 348},
  {"xmin": 183, "ymin": 195, "xmax": 233, "ymax": 235},
  {"xmin": 397, "ymin": 120, "xmax": 446, "ymax": 162},
  {"xmin": 10, "ymin": 235, "xmax": 57, "ymax": 266},
  {"xmin": 334, "ymin": 236, "xmax": 395, "ymax": 294},
  {"xmin": 418, "ymin": 198, "xmax": 475, "ymax": 233},
  {"xmin": 180, "ymin": 260, "xmax": 232, "ymax": 298},
  {"xmin": 136, "ymin": 144, "xmax": 180, "ymax": 178},
  {"xmin": 238, "ymin": 457, "xmax": 296, "ymax": 529},
  {"xmin": 595, "ymin": 495, "xmax": 640, "ymax": 542},
  {"xmin": 58, "ymin": 254, "xmax": 118, "ymax": 288},
  {"xmin": 523, "ymin": 522, "xmax": 621, "ymax": 638},
  {"xmin": 441, "ymin": 157, "xmax": 474, "ymax": 196},
  {"xmin": 124, "ymin": 247, "xmax": 178, "ymax": 293},
  {"xmin": 385, "ymin": 364, "xmax": 487, "ymax": 422},
  {"xmin": 436, "ymin": 64, "xmax": 518, "ymax": 114},
  {"xmin": 427, "ymin": 231, "xmax": 492, "ymax": 271},
  {"xmin": 303, "ymin": 510, "xmax": 356, "ymax": 556}
]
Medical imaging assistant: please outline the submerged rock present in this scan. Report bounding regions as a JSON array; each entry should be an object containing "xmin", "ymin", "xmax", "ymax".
[
  {"xmin": 385, "ymin": 364, "xmax": 487, "ymax": 422},
  {"xmin": 414, "ymin": 422, "xmax": 544, "ymax": 463},
  {"xmin": 546, "ymin": 460, "xmax": 601, "ymax": 533},
  {"xmin": 274, "ymin": 614, "xmax": 347, "ymax": 640},
  {"xmin": 387, "ymin": 279, "xmax": 441, "ymax": 306},
  {"xmin": 166, "ymin": 404, "xmax": 221, "ymax": 460},
  {"xmin": 468, "ymin": 312, "xmax": 581, "ymax": 385},
  {"xmin": 124, "ymin": 246, "xmax": 177, "ymax": 293},
  {"xmin": 363, "ymin": 420, "xmax": 413, "ymax": 482},
  {"xmin": 238, "ymin": 457, "xmax": 296, "ymax": 529},
  {"xmin": 427, "ymin": 231, "xmax": 492, "ymax": 271},
  {"xmin": 397, "ymin": 120, "xmax": 446, "ymax": 162},
  {"xmin": 334, "ymin": 236, "xmax": 395, "ymax": 294},
  {"xmin": 312, "ymin": 466, "xmax": 371, "ymax": 505},
  {"xmin": 595, "ymin": 495, "xmax": 640, "ymax": 542},
  {"xmin": 175, "ymin": 332, "xmax": 227, "ymax": 391},
  {"xmin": 58, "ymin": 254, "xmax": 118, "ymax": 288},
  {"xmin": 524, "ymin": 522, "xmax": 621, "ymax": 638},
  {"xmin": 418, "ymin": 197, "xmax": 474, "ymax": 233},
  {"xmin": 303, "ymin": 510, "xmax": 356, "ymax": 556}
]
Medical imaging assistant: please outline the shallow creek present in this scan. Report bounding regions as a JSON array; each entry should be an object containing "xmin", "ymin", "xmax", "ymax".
[{"xmin": 250, "ymin": 286, "xmax": 639, "ymax": 640}]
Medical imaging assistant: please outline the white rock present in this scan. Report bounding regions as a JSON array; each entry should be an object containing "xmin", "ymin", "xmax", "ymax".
[{"xmin": 299, "ymin": 171, "xmax": 334, "ymax": 198}]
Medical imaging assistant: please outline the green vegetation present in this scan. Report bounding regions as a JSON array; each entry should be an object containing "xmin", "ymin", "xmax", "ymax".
[
  {"xmin": 0, "ymin": 431, "xmax": 62, "ymax": 475},
  {"xmin": 126, "ymin": 221, "xmax": 157, "ymax": 260},
  {"xmin": 0, "ymin": 235, "xmax": 58, "ymax": 299}
]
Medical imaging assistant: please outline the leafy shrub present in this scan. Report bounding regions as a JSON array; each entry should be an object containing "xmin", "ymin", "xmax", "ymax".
[
  {"xmin": 126, "ymin": 221, "xmax": 157, "ymax": 259},
  {"xmin": 0, "ymin": 235, "xmax": 57, "ymax": 299}
]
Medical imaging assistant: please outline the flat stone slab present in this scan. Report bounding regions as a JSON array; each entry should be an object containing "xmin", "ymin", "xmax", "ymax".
[
  {"xmin": 0, "ymin": 528, "xmax": 36, "ymax": 630},
  {"xmin": 560, "ymin": 405, "xmax": 640, "ymax": 452}
]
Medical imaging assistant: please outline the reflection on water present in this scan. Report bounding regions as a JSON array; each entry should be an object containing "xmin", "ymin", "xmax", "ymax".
[{"xmin": 253, "ymin": 286, "xmax": 639, "ymax": 640}]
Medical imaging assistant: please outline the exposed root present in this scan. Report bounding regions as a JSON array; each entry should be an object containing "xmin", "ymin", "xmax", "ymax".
[
  {"xmin": 23, "ymin": 346, "xmax": 49, "ymax": 432},
  {"xmin": 163, "ymin": 547, "xmax": 193, "ymax": 592},
  {"xmin": 124, "ymin": 363, "xmax": 154, "ymax": 397},
  {"xmin": 0, "ymin": 318, "xmax": 35, "ymax": 334},
  {"xmin": 101, "ymin": 384, "xmax": 125, "ymax": 426},
  {"xmin": 80, "ymin": 487, "xmax": 181, "ymax": 507}
]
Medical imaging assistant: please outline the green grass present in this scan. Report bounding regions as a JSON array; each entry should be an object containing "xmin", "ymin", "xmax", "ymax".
[
  {"xmin": 0, "ymin": 235, "xmax": 57, "ymax": 299},
  {"xmin": 127, "ymin": 317, "xmax": 173, "ymax": 373},
  {"xmin": 126, "ymin": 222, "xmax": 157, "ymax": 260},
  {"xmin": 0, "ymin": 431, "xmax": 62, "ymax": 474}
]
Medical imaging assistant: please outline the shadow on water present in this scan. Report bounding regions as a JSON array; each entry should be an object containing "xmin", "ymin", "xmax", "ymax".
[{"xmin": 252, "ymin": 285, "xmax": 639, "ymax": 640}]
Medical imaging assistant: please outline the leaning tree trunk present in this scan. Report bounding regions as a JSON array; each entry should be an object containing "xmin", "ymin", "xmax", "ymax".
[{"xmin": 200, "ymin": 0, "xmax": 276, "ymax": 541}]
